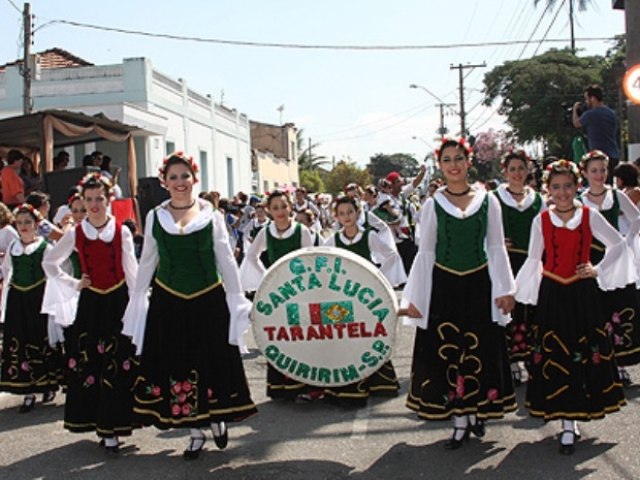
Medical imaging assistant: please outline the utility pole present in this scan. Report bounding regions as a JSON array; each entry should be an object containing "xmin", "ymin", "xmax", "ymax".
[
  {"xmin": 569, "ymin": 0, "xmax": 575, "ymax": 54},
  {"xmin": 308, "ymin": 137, "xmax": 312, "ymax": 168},
  {"xmin": 449, "ymin": 62, "xmax": 486, "ymax": 137},
  {"xmin": 436, "ymin": 103, "xmax": 456, "ymax": 136},
  {"xmin": 22, "ymin": 2, "xmax": 33, "ymax": 114}
]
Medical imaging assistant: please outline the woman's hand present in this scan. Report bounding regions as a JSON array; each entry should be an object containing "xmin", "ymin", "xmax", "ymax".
[
  {"xmin": 405, "ymin": 303, "xmax": 422, "ymax": 318},
  {"xmin": 78, "ymin": 274, "xmax": 92, "ymax": 290},
  {"xmin": 495, "ymin": 295, "xmax": 515, "ymax": 314},
  {"xmin": 576, "ymin": 263, "xmax": 597, "ymax": 279}
]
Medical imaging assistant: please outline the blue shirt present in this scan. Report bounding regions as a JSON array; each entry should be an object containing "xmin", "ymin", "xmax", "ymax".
[{"xmin": 579, "ymin": 106, "xmax": 620, "ymax": 159}]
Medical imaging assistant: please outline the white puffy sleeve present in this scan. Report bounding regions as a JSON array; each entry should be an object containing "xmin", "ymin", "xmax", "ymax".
[
  {"xmin": 591, "ymin": 208, "xmax": 638, "ymax": 290},
  {"xmin": 0, "ymin": 245, "xmax": 13, "ymax": 323},
  {"xmin": 486, "ymin": 193, "xmax": 516, "ymax": 326},
  {"xmin": 122, "ymin": 210, "xmax": 159, "ymax": 354},
  {"xmin": 369, "ymin": 228, "xmax": 407, "ymax": 287},
  {"xmin": 514, "ymin": 215, "xmax": 544, "ymax": 305},
  {"xmin": 617, "ymin": 190, "xmax": 640, "ymax": 284},
  {"xmin": 212, "ymin": 210, "xmax": 252, "ymax": 346},
  {"xmin": 120, "ymin": 226, "xmax": 138, "ymax": 296},
  {"xmin": 239, "ymin": 226, "xmax": 267, "ymax": 291},
  {"xmin": 401, "ymin": 199, "xmax": 436, "ymax": 329},
  {"xmin": 41, "ymin": 230, "xmax": 82, "ymax": 326},
  {"xmin": 322, "ymin": 234, "xmax": 336, "ymax": 247},
  {"xmin": 41, "ymin": 243, "xmax": 64, "ymax": 346}
]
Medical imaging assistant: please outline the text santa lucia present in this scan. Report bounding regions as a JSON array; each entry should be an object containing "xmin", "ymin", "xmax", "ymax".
[{"xmin": 255, "ymin": 255, "xmax": 390, "ymax": 342}]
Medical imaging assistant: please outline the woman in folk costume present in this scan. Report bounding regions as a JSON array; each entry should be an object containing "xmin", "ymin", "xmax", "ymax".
[
  {"xmin": 122, "ymin": 153, "xmax": 256, "ymax": 461},
  {"xmin": 0, "ymin": 204, "xmax": 62, "ymax": 412},
  {"xmin": 493, "ymin": 150, "xmax": 545, "ymax": 384},
  {"xmin": 42, "ymin": 173, "xmax": 138, "ymax": 454},
  {"xmin": 240, "ymin": 189, "xmax": 317, "ymax": 402},
  {"xmin": 322, "ymin": 195, "xmax": 406, "ymax": 406},
  {"xmin": 402, "ymin": 137, "xmax": 517, "ymax": 450},
  {"xmin": 516, "ymin": 160, "xmax": 632, "ymax": 455},
  {"xmin": 578, "ymin": 150, "xmax": 640, "ymax": 385}
]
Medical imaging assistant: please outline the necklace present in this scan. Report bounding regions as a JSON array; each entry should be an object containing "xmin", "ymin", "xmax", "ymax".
[
  {"xmin": 343, "ymin": 229, "xmax": 358, "ymax": 242},
  {"xmin": 555, "ymin": 206, "xmax": 576, "ymax": 214},
  {"xmin": 506, "ymin": 187, "xmax": 525, "ymax": 196},
  {"xmin": 169, "ymin": 200, "xmax": 196, "ymax": 210},
  {"xmin": 587, "ymin": 189, "xmax": 606, "ymax": 197},
  {"xmin": 275, "ymin": 222, "xmax": 291, "ymax": 237},
  {"xmin": 445, "ymin": 186, "xmax": 471, "ymax": 197},
  {"xmin": 90, "ymin": 217, "xmax": 110, "ymax": 230}
]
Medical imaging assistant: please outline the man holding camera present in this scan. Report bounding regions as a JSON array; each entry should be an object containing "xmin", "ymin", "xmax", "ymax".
[{"xmin": 573, "ymin": 84, "xmax": 620, "ymax": 182}]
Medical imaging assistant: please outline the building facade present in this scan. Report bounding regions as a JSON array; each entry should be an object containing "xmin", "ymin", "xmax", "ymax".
[
  {"xmin": 250, "ymin": 120, "xmax": 299, "ymax": 194},
  {"xmin": 0, "ymin": 49, "xmax": 252, "ymax": 197}
]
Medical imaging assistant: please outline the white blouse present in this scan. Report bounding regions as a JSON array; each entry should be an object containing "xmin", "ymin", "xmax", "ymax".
[
  {"xmin": 239, "ymin": 221, "xmax": 314, "ymax": 291},
  {"xmin": 401, "ymin": 188, "xmax": 516, "ymax": 329},
  {"xmin": 322, "ymin": 226, "xmax": 407, "ymax": 287},
  {"xmin": 42, "ymin": 218, "xmax": 137, "ymax": 330},
  {"xmin": 496, "ymin": 184, "xmax": 545, "ymax": 212},
  {"xmin": 121, "ymin": 199, "xmax": 250, "ymax": 354},
  {"xmin": 515, "ymin": 207, "xmax": 638, "ymax": 305}
]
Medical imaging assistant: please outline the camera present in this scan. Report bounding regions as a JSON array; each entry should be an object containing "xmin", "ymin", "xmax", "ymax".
[{"xmin": 561, "ymin": 101, "xmax": 586, "ymax": 127}]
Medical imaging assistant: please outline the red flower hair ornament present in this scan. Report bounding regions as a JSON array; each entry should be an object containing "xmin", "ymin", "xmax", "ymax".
[
  {"xmin": 434, "ymin": 136, "xmax": 473, "ymax": 159},
  {"xmin": 158, "ymin": 151, "xmax": 199, "ymax": 184}
]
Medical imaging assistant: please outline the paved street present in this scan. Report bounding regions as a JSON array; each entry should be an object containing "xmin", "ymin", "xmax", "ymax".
[{"xmin": 1, "ymin": 319, "xmax": 640, "ymax": 480}]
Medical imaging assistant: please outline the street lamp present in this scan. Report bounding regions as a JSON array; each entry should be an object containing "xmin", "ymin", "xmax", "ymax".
[{"xmin": 409, "ymin": 84, "xmax": 456, "ymax": 136}]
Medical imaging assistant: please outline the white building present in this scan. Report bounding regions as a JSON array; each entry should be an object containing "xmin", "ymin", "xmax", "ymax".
[{"xmin": 0, "ymin": 49, "xmax": 253, "ymax": 197}]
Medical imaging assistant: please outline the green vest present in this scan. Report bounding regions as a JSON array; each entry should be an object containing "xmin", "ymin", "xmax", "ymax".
[
  {"xmin": 69, "ymin": 251, "xmax": 82, "ymax": 279},
  {"xmin": 266, "ymin": 223, "xmax": 302, "ymax": 265},
  {"xmin": 251, "ymin": 221, "xmax": 268, "ymax": 240},
  {"xmin": 588, "ymin": 190, "xmax": 620, "ymax": 251},
  {"xmin": 435, "ymin": 195, "xmax": 488, "ymax": 273},
  {"xmin": 152, "ymin": 211, "xmax": 220, "ymax": 298},
  {"xmin": 11, "ymin": 240, "xmax": 47, "ymax": 290},
  {"xmin": 495, "ymin": 191, "xmax": 543, "ymax": 253},
  {"xmin": 335, "ymin": 230, "xmax": 371, "ymax": 262}
]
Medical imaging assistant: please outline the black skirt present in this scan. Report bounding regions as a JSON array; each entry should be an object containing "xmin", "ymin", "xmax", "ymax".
[
  {"xmin": 133, "ymin": 283, "xmax": 257, "ymax": 429},
  {"xmin": 0, "ymin": 284, "xmax": 63, "ymax": 394},
  {"xmin": 323, "ymin": 360, "xmax": 400, "ymax": 404},
  {"xmin": 506, "ymin": 252, "xmax": 536, "ymax": 362},
  {"xmin": 525, "ymin": 276, "xmax": 626, "ymax": 420},
  {"xmin": 406, "ymin": 265, "xmax": 517, "ymax": 420},
  {"xmin": 63, "ymin": 284, "xmax": 138, "ymax": 437}
]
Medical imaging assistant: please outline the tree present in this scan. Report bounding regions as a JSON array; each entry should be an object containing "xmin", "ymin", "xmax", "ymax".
[
  {"xmin": 483, "ymin": 48, "xmax": 602, "ymax": 156},
  {"xmin": 296, "ymin": 128, "xmax": 329, "ymax": 171},
  {"xmin": 366, "ymin": 153, "xmax": 420, "ymax": 182},
  {"xmin": 299, "ymin": 169, "xmax": 325, "ymax": 193},
  {"xmin": 534, "ymin": 0, "xmax": 592, "ymax": 53},
  {"xmin": 323, "ymin": 160, "xmax": 371, "ymax": 196},
  {"xmin": 471, "ymin": 129, "xmax": 514, "ymax": 182}
]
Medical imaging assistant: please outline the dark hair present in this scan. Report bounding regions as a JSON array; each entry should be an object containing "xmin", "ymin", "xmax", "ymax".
[
  {"xmin": 502, "ymin": 150, "xmax": 530, "ymax": 170},
  {"xmin": 364, "ymin": 184, "xmax": 378, "ymax": 196},
  {"xmin": 436, "ymin": 139, "xmax": 472, "ymax": 162},
  {"xmin": 7, "ymin": 149, "xmax": 24, "ymax": 165},
  {"xmin": 295, "ymin": 209, "xmax": 315, "ymax": 224},
  {"xmin": 544, "ymin": 159, "xmax": 580, "ymax": 186},
  {"xmin": 333, "ymin": 195, "xmax": 359, "ymax": 214},
  {"xmin": 584, "ymin": 84, "xmax": 603, "ymax": 102},
  {"xmin": 122, "ymin": 218, "xmax": 137, "ymax": 234},
  {"xmin": 26, "ymin": 191, "xmax": 49, "ymax": 210},
  {"xmin": 613, "ymin": 163, "xmax": 639, "ymax": 188},
  {"xmin": 80, "ymin": 173, "xmax": 113, "ymax": 197},
  {"xmin": 266, "ymin": 189, "xmax": 292, "ymax": 208},
  {"xmin": 161, "ymin": 154, "xmax": 198, "ymax": 181},
  {"xmin": 237, "ymin": 192, "xmax": 248, "ymax": 203},
  {"xmin": 101, "ymin": 155, "xmax": 112, "ymax": 171},
  {"xmin": 91, "ymin": 151, "xmax": 103, "ymax": 159},
  {"xmin": 82, "ymin": 155, "xmax": 94, "ymax": 167}
]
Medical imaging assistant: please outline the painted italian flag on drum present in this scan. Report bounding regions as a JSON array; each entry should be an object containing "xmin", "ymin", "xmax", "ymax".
[{"xmin": 286, "ymin": 301, "xmax": 354, "ymax": 325}]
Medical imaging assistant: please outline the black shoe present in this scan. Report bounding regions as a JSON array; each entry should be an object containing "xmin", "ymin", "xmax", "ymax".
[
  {"xmin": 469, "ymin": 419, "xmax": 485, "ymax": 438},
  {"xmin": 104, "ymin": 445, "xmax": 120, "ymax": 456},
  {"xmin": 18, "ymin": 395, "xmax": 35, "ymax": 413},
  {"xmin": 559, "ymin": 430, "xmax": 576, "ymax": 455},
  {"xmin": 41, "ymin": 391, "xmax": 56, "ymax": 404},
  {"xmin": 444, "ymin": 426, "xmax": 470, "ymax": 450},
  {"xmin": 212, "ymin": 422, "xmax": 228, "ymax": 450},
  {"xmin": 183, "ymin": 436, "xmax": 206, "ymax": 460}
]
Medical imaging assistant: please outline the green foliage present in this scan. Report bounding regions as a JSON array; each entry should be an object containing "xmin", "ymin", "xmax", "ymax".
[
  {"xmin": 296, "ymin": 128, "xmax": 329, "ymax": 170},
  {"xmin": 299, "ymin": 169, "xmax": 325, "ymax": 193},
  {"xmin": 366, "ymin": 153, "xmax": 420, "ymax": 182},
  {"xmin": 483, "ymin": 48, "xmax": 602, "ymax": 156},
  {"xmin": 323, "ymin": 161, "xmax": 372, "ymax": 196}
]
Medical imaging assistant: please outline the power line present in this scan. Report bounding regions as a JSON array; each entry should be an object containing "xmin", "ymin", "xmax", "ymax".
[
  {"xmin": 5, "ymin": 0, "xmax": 20, "ymax": 13},
  {"xmin": 533, "ymin": 0, "xmax": 567, "ymax": 56},
  {"xmin": 38, "ymin": 18, "xmax": 614, "ymax": 51}
]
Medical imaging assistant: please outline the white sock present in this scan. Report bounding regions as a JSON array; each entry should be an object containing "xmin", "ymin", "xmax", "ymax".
[
  {"xmin": 23, "ymin": 394, "xmax": 35, "ymax": 406},
  {"xmin": 452, "ymin": 415, "xmax": 468, "ymax": 441},
  {"xmin": 561, "ymin": 419, "xmax": 575, "ymax": 445},
  {"xmin": 467, "ymin": 414, "xmax": 477, "ymax": 426},
  {"xmin": 103, "ymin": 437, "xmax": 118, "ymax": 448},
  {"xmin": 211, "ymin": 421, "xmax": 226, "ymax": 437},
  {"xmin": 187, "ymin": 429, "xmax": 205, "ymax": 450}
]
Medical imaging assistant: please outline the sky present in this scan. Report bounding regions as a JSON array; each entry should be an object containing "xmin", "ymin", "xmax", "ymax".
[{"xmin": 0, "ymin": 0, "xmax": 627, "ymax": 167}]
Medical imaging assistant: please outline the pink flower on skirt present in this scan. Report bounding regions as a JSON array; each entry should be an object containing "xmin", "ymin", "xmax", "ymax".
[
  {"xmin": 455, "ymin": 375, "xmax": 465, "ymax": 398},
  {"xmin": 181, "ymin": 404, "xmax": 191, "ymax": 416},
  {"xmin": 487, "ymin": 388, "xmax": 499, "ymax": 402},
  {"xmin": 178, "ymin": 392, "xmax": 187, "ymax": 404},
  {"xmin": 151, "ymin": 386, "xmax": 161, "ymax": 397},
  {"xmin": 122, "ymin": 360, "xmax": 131, "ymax": 371},
  {"xmin": 85, "ymin": 375, "xmax": 95, "ymax": 386},
  {"xmin": 68, "ymin": 358, "xmax": 77, "ymax": 369},
  {"xmin": 207, "ymin": 388, "xmax": 214, "ymax": 399},
  {"xmin": 592, "ymin": 352, "xmax": 601, "ymax": 365},
  {"xmin": 20, "ymin": 361, "xmax": 29, "ymax": 371},
  {"xmin": 172, "ymin": 382, "xmax": 182, "ymax": 394},
  {"xmin": 513, "ymin": 332, "xmax": 524, "ymax": 343},
  {"xmin": 182, "ymin": 381, "xmax": 192, "ymax": 393},
  {"xmin": 614, "ymin": 335, "xmax": 623, "ymax": 346},
  {"xmin": 512, "ymin": 345, "xmax": 519, "ymax": 353},
  {"xmin": 97, "ymin": 342, "xmax": 105, "ymax": 354},
  {"xmin": 171, "ymin": 404, "xmax": 181, "ymax": 417},
  {"xmin": 533, "ymin": 352, "xmax": 542, "ymax": 364},
  {"xmin": 611, "ymin": 312, "xmax": 621, "ymax": 324},
  {"xmin": 447, "ymin": 390, "xmax": 456, "ymax": 402},
  {"xmin": 604, "ymin": 322, "xmax": 613, "ymax": 334}
]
